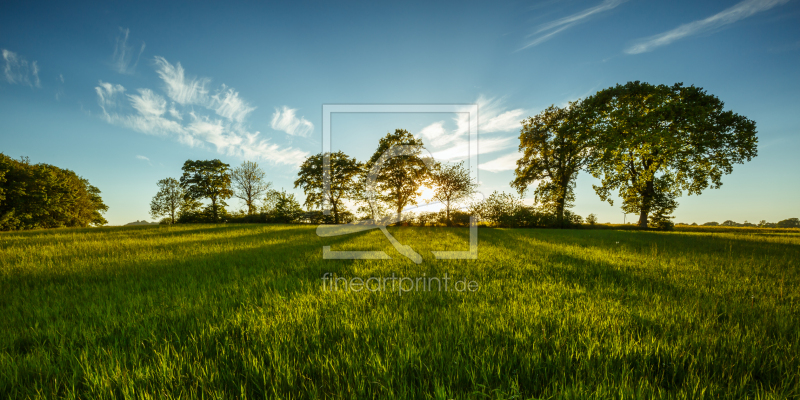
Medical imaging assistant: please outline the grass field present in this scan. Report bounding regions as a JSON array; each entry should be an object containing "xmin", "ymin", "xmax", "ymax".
[{"xmin": 1, "ymin": 224, "xmax": 799, "ymax": 399}]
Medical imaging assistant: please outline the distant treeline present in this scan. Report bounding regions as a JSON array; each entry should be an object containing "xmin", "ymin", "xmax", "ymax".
[
  {"xmin": 682, "ymin": 219, "xmax": 800, "ymax": 228},
  {"xmin": 0, "ymin": 154, "xmax": 108, "ymax": 231}
]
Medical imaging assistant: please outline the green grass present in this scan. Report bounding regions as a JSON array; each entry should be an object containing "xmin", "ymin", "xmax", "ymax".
[{"xmin": 1, "ymin": 224, "xmax": 798, "ymax": 399}]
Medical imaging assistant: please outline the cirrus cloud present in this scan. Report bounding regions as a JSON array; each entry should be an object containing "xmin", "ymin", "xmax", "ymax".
[
  {"xmin": 2, "ymin": 49, "xmax": 40, "ymax": 87},
  {"xmin": 95, "ymin": 57, "xmax": 308, "ymax": 167},
  {"xmin": 271, "ymin": 106, "xmax": 314, "ymax": 137},
  {"xmin": 626, "ymin": 0, "xmax": 791, "ymax": 54}
]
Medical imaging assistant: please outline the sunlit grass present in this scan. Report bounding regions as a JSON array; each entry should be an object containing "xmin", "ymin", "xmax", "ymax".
[{"xmin": 1, "ymin": 224, "xmax": 798, "ymax": 399}]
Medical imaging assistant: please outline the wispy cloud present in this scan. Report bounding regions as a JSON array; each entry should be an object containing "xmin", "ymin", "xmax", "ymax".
[
  {"xmin": 153, "ymin": 56, "xmax": 210, "ymax": 105},
  {"xmin": 480, "ymin": 152, "xmax": 521, "ymax": 173},
  {"xmin": 414, "ymin": 95, "xmax": 526, "ymax": 163},
  {"xmin": 271, "ymin": 106, "xmax": 314, "ymax": 137},
  {"xmin": 136, "ymin": 155, "xmax": 153, "ymax": 165},
  {"xmin": 432, "ymin": 136, "xmax": 515, "ymax": 161},
  {"xmin": 95, "ymin": 57, "xmax": 308, "ymax": 167},
  {"xmin": 2, "ymin": 49, "xmax": 40, "ymax": 87},
  {"xmin": 95, "ymin": 81, "xmax": 126, "ymax": 112},
  {"xmin": 521, "ymin": 0, "xmax": 627, "ymax": 50},
  {"xmin": 626, "ymin": 0, "xmax": 790, "ymax": 54},
  {"xmin": 112, "ymin": 28, "xmax": 145, "ymax": 74},
  {"xmin": 477, "ymin": 95, "xmax": 526, "ymax": 133}
]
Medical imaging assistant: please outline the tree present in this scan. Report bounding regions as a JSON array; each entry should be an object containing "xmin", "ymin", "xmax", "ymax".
[
  {"xmin": 273, "ymin": 190, "xmax": 304, "ymax": 223},
  {"xmin": 471, "ymin": 191, "xmax": 523, "ymax": 226},
  {"xmin": 586, "ymin": 82, "xmax": 758, "ymax": 227},
  {"xmin": 586, "ymin": 213, "xmax": 598, "ymax": 225},
  {"xmin": 179, "ymin": 159, "xmax": 233, "ymax": 222},
  {"xmin": 261, "ymin": 189, "xmax": 281, "ymax": 214},
  {"xmin": 429, "ymin": 161, "xmax": 477, "ymax": 224},
  {"xmin": 352, "ymin": 171, "xmax": 389, "ymax": 221},
  {"xmin": 777, "ymin": 218, "xmax": 800, "ymax": 228},
  {"xmin": 231, "ymin": 161, "xmax": 270, "ymax": 215},
  {"xmin": 0, "ymin": 153, "xmax": 108, "ymax": 230},
  {"xmin": 512, "ymin": 101, "xmax": 595, "ymax": 228},
  {"xmin": 294, "ymin": 151, "xmax": 361, "ymax": 224},
  {"xmin": 366, "ymin": 129, "xmax": 432, "ymax": 221},
  {"xmin": 149, "ymin": 178, "xmax": 184, "ymax": 224}
]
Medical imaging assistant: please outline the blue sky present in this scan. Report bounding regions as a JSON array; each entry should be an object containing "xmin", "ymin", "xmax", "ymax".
[{"xmin": 1, "ymin": 0, "xmax": 798, "ymax": 225}]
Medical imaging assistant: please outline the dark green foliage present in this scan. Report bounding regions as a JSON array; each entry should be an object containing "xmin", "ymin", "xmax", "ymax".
[
  {"xmin": 429, "ymin": 161, "xmax": 477, "ymax": 223},
  {"xmin": 179, "ymin": 159, "xmax": 233, "ymax": 222},
  {"xmin": 512, "ymin": 101, "xmax": 595, "ymax": 228},
  {"xmin": 294, "ymin": 151, "xmax": 361, "ymax": 224},
  {"xmin": 777, "ymin": 218, "xmax": 800, "ymax": 228},
  {"xmin": 586, "ymin": 82, "xmax": 758, "ymax": 227},
  {"xmin": 303, "ymin": 210, "xmax": 355, "ymax": 225},
  {"xmin": 366, "ymin": 129, "xmax": 431, "ymax": 219},
  {"xmin": 272, "ymin": 190, "xmax": 304, "ymax": 223},
  {"xmin": 467, "ymin": 191, "xmax": 583, "ymax": 228},
  {"xmin": 0, "ymin": 153, "xmax": 108, "ymax": 230},
  {"xmin": 149, "ymin": 177, "xmax": 184, "ymax": 224}
]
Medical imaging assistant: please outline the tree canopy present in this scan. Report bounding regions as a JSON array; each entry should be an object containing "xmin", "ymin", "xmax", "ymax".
[
  {"xmin": 0, "ymin": 154, "xmax": 108, "ymax": 230},
  {"xmin": 179, "ymin": 159, "xmax": 233, "ymax": 222},
  {"xmin": 512, "ymin": 101, "xmax": 595, "ymax": 228},
  {"xmin": 149, "ymin": 177, "xmax": 184, "ymax": 224},
  {"xmin": 430, "ymin": 161, "xmax": 477, "ymax": 223},
  {"xmin": 294, "ymin": 151, "xmax": 361, "ymax": 224},
  {"xmin": 231, "ymin": 161, "xmax": 270, "ymax": 215},
  {"xmin": 585, "ymin": 81, "xmax": 758, "ymax": 227},
  {"xmin": 365, "ymin": 129, "xmax": 432, "ymax": 220}
]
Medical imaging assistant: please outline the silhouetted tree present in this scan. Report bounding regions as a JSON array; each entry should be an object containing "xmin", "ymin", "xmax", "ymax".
[
  {"xmin": 366, "ymin": 129, "xmax": 432, "ymax": 221},
  {"xmin": 430, "ymin": 161, "xmax": 477, "ymax": 223},
  {"xmin": 512, "ymin": 101, "xmax": 595, "ymax": 228},
  {"xmin": 294, "ymin": 151, "xmax": 361, "ymax": 224}
]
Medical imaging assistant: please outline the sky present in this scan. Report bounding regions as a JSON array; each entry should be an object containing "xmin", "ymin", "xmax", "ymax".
[{"xmin": 1, "ymin": 0, "xmax": 798, "ymax": 226}]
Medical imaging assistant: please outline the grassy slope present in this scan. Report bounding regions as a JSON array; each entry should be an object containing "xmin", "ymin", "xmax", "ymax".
[{"xmin": 0, "ymin": 224, "xmax": 798, "ymax": 399}]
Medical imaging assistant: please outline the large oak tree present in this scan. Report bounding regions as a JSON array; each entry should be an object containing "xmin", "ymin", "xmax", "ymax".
[{"xmin": 585, "ymin": 82, "xmax": 758, "ymax": 227}]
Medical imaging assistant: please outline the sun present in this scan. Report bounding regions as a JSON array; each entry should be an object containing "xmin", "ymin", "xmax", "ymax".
[{"xmin": 418, "ymin": 185, "xmax": 436, "ymax": 202}]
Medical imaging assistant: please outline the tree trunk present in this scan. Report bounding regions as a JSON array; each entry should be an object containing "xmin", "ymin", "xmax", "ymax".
[
  {"xmin": 397, "ymin": 205, "xmax": 403, "ymax": 225},
  {"xmin": 211, "ymin": 197, "xmax": 218, "ymax": 222},
  {"xmin": 332, "ymin": 201, "xmax": 339, "ymax": 225},
  {"xmin": 638, "ymin": 179, "xmax": 654, "ymax": 228},
  {"xmin": 556, "ymin": 202, "xmax": 565, "ymax": 229}
]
